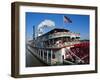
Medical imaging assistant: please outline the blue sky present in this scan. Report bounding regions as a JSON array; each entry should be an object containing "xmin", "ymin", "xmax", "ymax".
[{"xmin": 26, "ymin": 12, "xmax": 90, "ymax": 40}]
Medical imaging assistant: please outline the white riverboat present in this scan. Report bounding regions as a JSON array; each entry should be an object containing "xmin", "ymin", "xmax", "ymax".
[{"xmin": 27, "ymin": 28, "xmax": 89, "ymax": 66}]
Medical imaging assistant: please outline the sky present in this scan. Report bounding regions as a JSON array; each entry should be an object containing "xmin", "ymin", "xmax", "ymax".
[{"xmin": 26, "ymin": 12, "xmax": 90, "ymax": 41}]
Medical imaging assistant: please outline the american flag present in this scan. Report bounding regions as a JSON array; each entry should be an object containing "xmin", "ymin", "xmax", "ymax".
[{"xmin": 63, "ymin": 16, "xmax": 72, "ymax": 23}]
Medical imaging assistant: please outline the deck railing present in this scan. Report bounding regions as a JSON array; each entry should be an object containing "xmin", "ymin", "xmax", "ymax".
[{"xmin": 39, "ymin": 32, "xmax": 80, "ymax": 41}]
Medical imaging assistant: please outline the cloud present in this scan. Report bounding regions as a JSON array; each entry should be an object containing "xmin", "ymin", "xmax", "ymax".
[
  {"xmin": 38, "ymin": 19, "xmax": 55, "ymax": 29},
  {"xmin": 37, "ymin": 19, "xmax": 55, "ymax": 36}
]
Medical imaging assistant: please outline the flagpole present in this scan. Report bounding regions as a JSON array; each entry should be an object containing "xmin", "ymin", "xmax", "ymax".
[{"xmin": 63, "ymin": 15, "xmax": 64, "ymax": 29}]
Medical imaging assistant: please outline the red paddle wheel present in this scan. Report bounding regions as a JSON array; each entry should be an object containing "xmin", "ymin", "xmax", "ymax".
[{"xmin": 65, "ymin": 42, "xmax": 89, "ymax": 64}]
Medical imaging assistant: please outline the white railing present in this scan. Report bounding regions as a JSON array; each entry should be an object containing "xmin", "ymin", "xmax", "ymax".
[
  {"xmin": 38, "ymin": 32, "xmax": 80, "ymax": 41},
  {"xmin": 48, "ymin": 32, "xmax": 71, "ymax": 39},
  {"xmin": 46, "ymin": 41, "xmax": 80, "ymax": 48}
]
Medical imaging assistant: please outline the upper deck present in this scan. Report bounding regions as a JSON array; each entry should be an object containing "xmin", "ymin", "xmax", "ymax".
[{"xmin": 37, "ymin": 28, "xmax": 80, "ymax": 41}]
